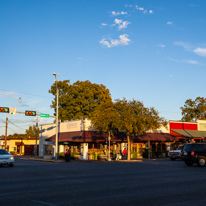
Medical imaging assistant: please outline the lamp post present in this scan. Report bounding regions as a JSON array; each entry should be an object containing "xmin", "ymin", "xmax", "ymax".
[{"xmin": 53, "ymin": 73, "xmax": 59, "ymax": 160}]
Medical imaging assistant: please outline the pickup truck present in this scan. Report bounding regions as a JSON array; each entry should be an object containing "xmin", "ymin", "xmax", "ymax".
[{"xmin": 168, "ymin": 145, "xmax": 184, "ymax": 161}]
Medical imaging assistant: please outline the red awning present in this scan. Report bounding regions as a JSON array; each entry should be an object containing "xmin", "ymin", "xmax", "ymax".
[{"xmin": 45, "ymin": 131, "xmax": 177, "ymax": 143}]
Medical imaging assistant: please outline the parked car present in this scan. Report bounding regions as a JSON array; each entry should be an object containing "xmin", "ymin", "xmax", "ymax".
[
  {"xmin": 0, "ymin": 149, "xmax": 14, "ymax": 167},
  {"xmin": 181, "ymin": 143, "xmax": 206, "ymax": 167},
  {"xmin": 168, "ymin": 145, "xmax": 184, "ymax": 161}
]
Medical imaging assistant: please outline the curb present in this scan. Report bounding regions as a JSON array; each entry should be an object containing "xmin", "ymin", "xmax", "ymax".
[{"xmin": 20, "ymin": 158, "xmax": 57, "ymax": 163}]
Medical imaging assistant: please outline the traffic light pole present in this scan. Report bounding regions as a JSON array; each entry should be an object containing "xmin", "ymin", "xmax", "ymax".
[
  {"xmin": 5, "ymin": 117, "xmax": 8, "ymax": 150},
  {"xmin": 35, "ymin": 117, "xmax": 38, "ymax": 157}
]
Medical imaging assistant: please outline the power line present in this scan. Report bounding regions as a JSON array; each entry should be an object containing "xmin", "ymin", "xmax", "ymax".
[
  {"xmin": 0, "ymin": 88, "xmax": 53, "ymax": 99},
  {"xmin": 8, "ymin": 120, "xmax": 26, "ymax": 131}
]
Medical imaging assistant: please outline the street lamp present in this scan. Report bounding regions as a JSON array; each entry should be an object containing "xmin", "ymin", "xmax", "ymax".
[{"xmin": 53, "ymin": 73, "xmax": 59, "ymax": 160}]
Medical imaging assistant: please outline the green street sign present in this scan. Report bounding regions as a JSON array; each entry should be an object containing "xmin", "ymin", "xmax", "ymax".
[{"xmin": 40, "ymin": 113, "xmax": 49, "ymax": 118}]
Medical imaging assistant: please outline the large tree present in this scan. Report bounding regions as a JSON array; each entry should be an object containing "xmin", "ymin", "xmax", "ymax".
[
  {"xmin": 49, "ymin": 80, "xmax": 111, "ymax": 121},
  {"xmin": 115, "ymin": 98, "xmax": 167, "ymax": 160},
  {"xmin": 181, "ymin": 97, "xmax": 206, "ymax": 122},
  {"xmin": 91, "ymin": 98, "xmax": 167, "ymax": 160}
]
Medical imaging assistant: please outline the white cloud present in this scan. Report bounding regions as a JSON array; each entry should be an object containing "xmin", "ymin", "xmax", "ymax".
[
  {"xmin": 143, "ymin": 10, "xmax": 147, "ymax": 14},
  {"xmin": 169, "ymin": 58, "xmax": 204, "ymax": 66},
  {"xmin": 169, "ymin": 74, "xmax": 174, "ymax": 78},
  {"xmin": 193, "ymin": 47, "xmax": 206, "ymax": 57},
  {"xmin": 121, "ymin": 11, "xmax": 128, "ymax": 15},
  {"xmin": 113, "ymin": 19, "xmax": 131, "ymax": 30},
  {"xmin": 125, "ymin": 4, "xmax": 133, "ymax": 7},
  {"xmin": 111, "ymin": 11, "xmax": 128, "ymax": 16},
  {"xmin": 167, "ymin": 21, "xmax": 173, "ymax": 24},
  {"xmin": 0, "ymin": 91, "xmax": 19, "ymax": 100},
  {"xmin": 173, "ymin": 41, "xmax": 192, "ymax": 50},
  {"xmin": 100, "ymin": 34, "xmax": 131, "ymax": 48},
  {"xmin": 160, "ymin": 45, "xmax": 166, "ymax": 48},
  {"xmin": 111, "ymin": 11, "xmax": 120, "ymax": 16},
  {"xmin": 149, "ymin": 10, "xmax": 153, "ymax": 14},
  {"xmin": 101, "ymin": 23, "xmax": 107, "ymax": 26}
]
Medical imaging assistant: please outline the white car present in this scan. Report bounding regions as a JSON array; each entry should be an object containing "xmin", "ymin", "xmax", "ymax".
[
  {"xmin": 0, "ymin": 149, "xmax": 14, "ymax": 167},
  {"xmin": 168, "ymin": 145, "xmax": 184, "ymax": 161}
]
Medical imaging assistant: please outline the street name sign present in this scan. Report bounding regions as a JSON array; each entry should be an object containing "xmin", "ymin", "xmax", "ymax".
[
  {"xmin": 40, "ymin": 113, "xmax": 49, "ymax": 118},
  {"xmin": 8, "ymin": 107, "xmax": 16, "ymax": 115}
]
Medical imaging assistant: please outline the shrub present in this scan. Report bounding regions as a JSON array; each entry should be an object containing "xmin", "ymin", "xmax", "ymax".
[
  {"xmin": 59, "ymin": 152, "xmax": 65, "ymax": 159},
  {"xmin": 10, "ymin": 151, "xmax": 16, "ymax": 155}
]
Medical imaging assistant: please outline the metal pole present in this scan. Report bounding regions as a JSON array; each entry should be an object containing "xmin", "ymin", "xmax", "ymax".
[
  {"xmin": 5, "ymin": 117, "xmax": 8, "ymax": 150},
  {"xmin": 108, "ymin": 132, "xmax": 111, "ymax": 161},
  {"xmin": 35, "ymin": 117, "xmax": 38, "ymax": 157},
  {"xmin": 55, "ymin": 75, "xmax": 59, "ymax": 160}
]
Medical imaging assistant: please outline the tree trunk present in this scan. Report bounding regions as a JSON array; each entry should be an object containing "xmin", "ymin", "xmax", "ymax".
[{"xmin": 127, "ymin": 135, "xmax": 130, "ymax": 160}]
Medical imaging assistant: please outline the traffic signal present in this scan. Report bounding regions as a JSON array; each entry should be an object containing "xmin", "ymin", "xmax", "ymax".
[
  {"xmin": 25, "ymin": 111, "xmax": 36, "ymax": 116},
  {"xmin": 0, "ymin": 107, "xmax": 9, "ymax": 113}
]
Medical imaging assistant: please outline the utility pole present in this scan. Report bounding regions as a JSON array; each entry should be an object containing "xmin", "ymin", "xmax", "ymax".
[
  {"xmin": 5, "ymin": 117, "xmax": 8, "ymax": 150},
  {"xmin": 35, "ymin": 117, "xmax": 38, "ymax": 157},
  {"xmin": 53, "ymin": 73, "xmax": 59, "ymax": 160}
]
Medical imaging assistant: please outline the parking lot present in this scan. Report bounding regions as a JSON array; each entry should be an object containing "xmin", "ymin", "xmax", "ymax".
[{"xmin": 1, "ymin": 157, "xmax": 206, "ymax": 206}]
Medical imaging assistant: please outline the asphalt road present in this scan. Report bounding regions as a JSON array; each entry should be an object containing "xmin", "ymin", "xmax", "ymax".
[{"xmin": 1, "ymin": 157, "xmax": 206, "ymax": 206}]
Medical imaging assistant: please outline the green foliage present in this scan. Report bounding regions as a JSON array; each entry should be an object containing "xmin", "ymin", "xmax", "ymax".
[
  {"xmin": 25, "ymin": 125, "xmax": 39, "ymax": 138},
  {"xmin": 59, "ymin": 152, "xmax": 65, "ymax": 159},
  {"xmin": 49, "ymin": 80, "xmax": 111, "ymax": 121},
  {"xmin": 181, "ymin": 97, "xmax": 206, "ymax": 122},
  {"xmin": 10, "ymin": 151, "xmax": 16, "ymax": 155},
  {"xmin": 70, "ymin": 151, "xmax": 80, "ymax": 159},
  {"xmin": 131, "ymin": 151, "xmax": 138, "ymax": 159},
  {"xmin": 91, "ymin": 100, "xmax": 120, "ymax": 136}
]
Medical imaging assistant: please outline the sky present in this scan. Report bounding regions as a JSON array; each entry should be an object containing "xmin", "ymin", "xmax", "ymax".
[{"xmin": 0, "ymin": 0, "xmax": 206, "ymax": 135}]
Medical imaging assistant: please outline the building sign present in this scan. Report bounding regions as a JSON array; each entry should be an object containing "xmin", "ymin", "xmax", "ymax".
[{"xmin": 67, "ymin": 122, "xmax": 77, "ymax": 130}]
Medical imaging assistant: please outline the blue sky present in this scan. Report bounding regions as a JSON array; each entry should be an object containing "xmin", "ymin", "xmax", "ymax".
[{"xmin": 0, "ymin": 0, "xmax": 206, "ymax": 135}]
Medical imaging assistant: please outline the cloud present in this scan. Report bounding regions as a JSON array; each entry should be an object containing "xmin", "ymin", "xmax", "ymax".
[
  {"xmin": 169, "ymin": 74, "xmax": 174, "ymax": 78},
  {"xmin": 113, "ymin": 19, "xmax": 131, "ymax": 30},
  {"xmin": 173, "ymin": 41, "xmax": 192, "ymax": 50},
  {"xmin": 167, "ymin": 21, "xmax": 173, "ymax": 25},
  {"xmin": 0, "ymin": 91, "xmax": 19, "ymax": 100},
  {"xmin": 100, "ymin": 34, "xmax": 131, "ymax": 48},
  {"xmin": 169, "ymin": 58, "xmax": 204, "ymax": 66},
  {"xmin": 193, "ymin": 47, "xmax": 206, "ymax": 57},
  {"xmin": 125, "ymin": 4, "xmax": 133, "ymax": 7},
  {"xmin": 111, "ymin": 11, "xmax": 128, "ymax": 16},
  {"xmin": 149, "ymin": 10, "xmax": 153, "ymax": 14},
  {"xmin": 160, "ymin": 45, "xmax": 166, "ymax": 48},
  {"xmin": 101, "ymin": 23, "xmax": 107, "ymax": 26},
  {"xmin": 136, "ymin": 6, "xmax": 144, "ymax": 10}
]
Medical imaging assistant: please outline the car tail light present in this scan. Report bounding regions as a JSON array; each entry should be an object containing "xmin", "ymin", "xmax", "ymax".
[{"xmin": 191, "ymin": 151, "xmax": 194, "ymax": 156}]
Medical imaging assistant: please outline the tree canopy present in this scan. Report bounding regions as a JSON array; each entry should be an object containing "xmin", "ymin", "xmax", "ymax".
[
  {"xmin": 49, "ymin": 80, "xmax": 111, "ymax": 121},
  {"xmin": 91, "ymin": 98, "xmax": 167, "ymax": 160},
  {"xmin": 181, "ymin": 97, "xmax": 206, "ymax": 122}
]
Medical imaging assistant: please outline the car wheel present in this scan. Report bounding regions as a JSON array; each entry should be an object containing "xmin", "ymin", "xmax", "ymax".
[
  {"xmin": 9, "ymin": 164, "xmax": 13, "ymax": 167},
  {"xmin": 197, "ymin": 157, "xmax": 206, "ymax": 167},
  {"xmin": 171, "ymin": 157, "xmax": 176, "ymax": 161},
  {"xmin": 185, "ymin": 161, "xmax": 193, "ymax": 166}
]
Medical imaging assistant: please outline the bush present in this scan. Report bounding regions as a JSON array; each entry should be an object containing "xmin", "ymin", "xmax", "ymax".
[
  {"xmin": 10, "ymin": 151, "xmax": 16, "ymax": 155},
  {"xmin": 59, "ymin": 152, "xmax": 65, "ymax": 159}
]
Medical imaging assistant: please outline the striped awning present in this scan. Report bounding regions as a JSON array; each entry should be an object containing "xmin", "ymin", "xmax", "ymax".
[{"xmin": 171, "ymin": 129, "xmax": 206, "ymax": 138}]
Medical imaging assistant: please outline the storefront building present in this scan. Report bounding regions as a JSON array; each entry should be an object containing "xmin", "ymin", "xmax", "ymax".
[
  {"xmin": 39, "ymin": 119, "xmax": 177, "ymax": 159},
  {"xmin": 0, "ymin": 137, "xmax": 39, "ymax": 155}
]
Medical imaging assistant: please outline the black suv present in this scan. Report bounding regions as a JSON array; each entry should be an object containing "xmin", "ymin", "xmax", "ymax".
[{"xmin": 181, "ymin": 143, "xmax": 206, "ymax": 167}]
